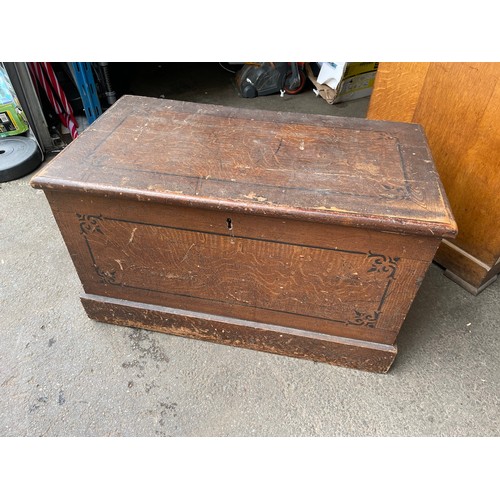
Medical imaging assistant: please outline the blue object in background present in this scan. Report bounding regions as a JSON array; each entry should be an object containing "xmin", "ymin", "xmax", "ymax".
[{"xmin": 71, "ymin": 63, "xmax": 102, "ymax": 125}]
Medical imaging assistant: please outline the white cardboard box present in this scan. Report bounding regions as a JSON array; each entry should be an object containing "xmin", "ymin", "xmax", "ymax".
[{"xmin": 309, "ymin": 62, "xmax": 378, "ymax": 104}]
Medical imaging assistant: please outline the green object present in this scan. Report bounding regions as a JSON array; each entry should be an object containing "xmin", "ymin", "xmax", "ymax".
[{"xmin": 0, "ymin": 65, "xmax": 29, "ymax": 137}]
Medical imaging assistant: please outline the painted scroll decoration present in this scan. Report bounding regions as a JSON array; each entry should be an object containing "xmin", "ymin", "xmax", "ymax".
[{"xmin": 346, "ymin": 252, "xmax": 400, "ymax": 328}]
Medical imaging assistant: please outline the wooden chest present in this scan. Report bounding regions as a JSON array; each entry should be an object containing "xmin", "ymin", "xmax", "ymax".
[{"xmin": 31, "ymin": 95, "xmax": 457, "ymax": 372}]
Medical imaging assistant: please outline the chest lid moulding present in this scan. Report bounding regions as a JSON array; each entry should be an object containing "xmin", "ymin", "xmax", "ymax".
[{"xmin": 30, "ymin": 95, "xmax": 457, "ymax": 373}]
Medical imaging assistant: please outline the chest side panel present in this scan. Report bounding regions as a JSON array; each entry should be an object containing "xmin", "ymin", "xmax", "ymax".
[{"xmin": 47, "ymin": 191, "xmax": 438, "ymax": 345}]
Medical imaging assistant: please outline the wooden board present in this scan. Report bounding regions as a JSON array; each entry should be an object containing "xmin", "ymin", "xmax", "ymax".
[
  {"xmin": 368, "ymin": 62, "xmax": 500, "ymax": 291},
  {"xmin": 81, "ymin": 294, "xmax": 398, "ymax": 373},
  {"xmin": 366, "ymin": 62, "xmax": 430, "ymax": 122}
]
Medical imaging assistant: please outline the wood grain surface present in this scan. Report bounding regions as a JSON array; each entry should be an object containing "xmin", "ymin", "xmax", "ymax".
[
  {"xmin": 367, "ymin": 63, "xmax": 430, "ymax": 122},
  {"xmin": 46, "ymin": 190, "xmax": 438, "ymax": 346},
  {"xmin": 32, "ymin": 95, "xmax": 456, "ymax": 238},
  {"xmin": 81, "ymin": 293, "xmax": 397, "ymax": 373},
  {"xmin": 368, "ymin": 62, "xmax": 500, "ymax": 290}
]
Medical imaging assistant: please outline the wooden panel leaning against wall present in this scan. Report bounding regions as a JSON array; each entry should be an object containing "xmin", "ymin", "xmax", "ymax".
[{"xmin": 368, "ymin": 62, "xmax": 500, "ymax": 294}]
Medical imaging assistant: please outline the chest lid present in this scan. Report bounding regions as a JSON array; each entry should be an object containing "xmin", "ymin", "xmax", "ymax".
[{"xmin": 31, "ymin": 95, "xmax": 457, "ymax": 237}]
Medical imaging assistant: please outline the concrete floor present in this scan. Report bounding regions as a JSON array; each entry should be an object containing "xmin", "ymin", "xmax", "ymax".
[{"xmin": 1, "ymin": 63, "xmax": 499, "ymax": 436}]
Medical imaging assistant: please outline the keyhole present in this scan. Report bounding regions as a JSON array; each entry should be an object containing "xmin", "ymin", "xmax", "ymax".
[{"xmin": 226, "ymin": 218, "xmax": 233, "ymax": 231}]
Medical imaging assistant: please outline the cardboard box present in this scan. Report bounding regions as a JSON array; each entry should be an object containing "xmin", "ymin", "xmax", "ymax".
[
  {"xmin": 0, "ymin": 66, "xmax": 29, "ymax": 137},
  {"xmin": 307, "ymin": 62, "xmax": 378, "ymax": 104}
]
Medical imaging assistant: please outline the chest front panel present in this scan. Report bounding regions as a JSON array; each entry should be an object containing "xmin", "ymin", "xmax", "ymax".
[{"xmin": 47, "ymin": 191, "xmax": 437, "ymax": 346}]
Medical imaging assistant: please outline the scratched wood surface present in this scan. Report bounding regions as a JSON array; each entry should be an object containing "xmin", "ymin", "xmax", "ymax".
[
  {"xmin": 81, "ymin": 294, "xmax": 398, "ymax": 373},
  {"xmin": 368, "ymin": 62, "xmax": 500, "ymax": 291},
  {"xmin": 46, "ymin": 190, "xmax": 438, "ymax": 346},
  {"xmin": 32, "ymin": 95, "xmax": 456, "ymax": 238}
]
